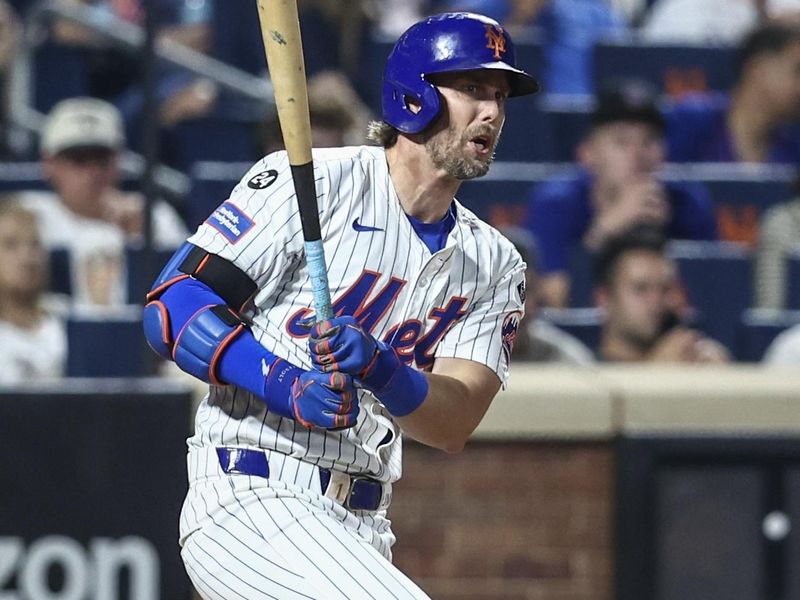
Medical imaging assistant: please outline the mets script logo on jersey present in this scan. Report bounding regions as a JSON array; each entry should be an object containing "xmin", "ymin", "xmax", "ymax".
[
  {"xmin": 485, "ymin": 24, "xmax": 507, "ymax": 60},
  {"xmin": 206, "ymin": 201, "xmax": 255, "ymax": 243},
  {"xmin": 286, "ymin": 270, "xmax": 467, "ymax": 369},
  {"xmin": 501, "ymin": 311, "xmax": 521, "ymax": 363}
]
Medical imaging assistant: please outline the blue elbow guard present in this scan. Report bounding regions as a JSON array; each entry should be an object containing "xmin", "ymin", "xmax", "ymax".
[
  {"xmin": 143, "ymin": 241, "xmax": 259, "ymax": 362},
  {"xmin": 147, "ymin": 241, "xmax": 195, "ymax": 299},
  {"xmin": 142, "ymin": 242, "xmax": 196, "ymax": 360},
  {"xmin": 172, "ymin": 305, "xmax": 245, "ymax": 384},
  {"xmin": 143, "ymin": 300, "xmax": 173, "ymax": 359}
]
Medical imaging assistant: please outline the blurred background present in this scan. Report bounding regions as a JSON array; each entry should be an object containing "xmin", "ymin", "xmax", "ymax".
[{"xmin": 2, "ymin": 0, "xmax": 800, "ymax": 598}]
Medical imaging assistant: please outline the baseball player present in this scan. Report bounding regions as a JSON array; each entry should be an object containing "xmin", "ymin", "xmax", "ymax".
[{"xmin": 143, "ymin": 12, "xmax": 537, "ymax": 599}]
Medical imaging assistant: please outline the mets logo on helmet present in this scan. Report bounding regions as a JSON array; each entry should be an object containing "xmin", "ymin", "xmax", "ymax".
[
  {"xmin": 485, "ymin": 24, "xmax": 507, "ymax": 60},
  {"xmin": 501, "ymin": 311, "xmax": 521, "ymax": 363}
]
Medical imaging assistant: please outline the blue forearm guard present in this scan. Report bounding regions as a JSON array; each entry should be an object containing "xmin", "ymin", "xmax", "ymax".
[
  {"xmin": 144, "ymin": 274, "xmax": 299, "ymax": 417},
  {"xmin": 172, "ymin": 304, "xmax": 245, "ymax": 385}
]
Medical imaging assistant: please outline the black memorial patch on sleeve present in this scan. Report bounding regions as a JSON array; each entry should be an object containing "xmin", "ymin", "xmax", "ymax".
[{"xmin": 247, "ymin": 169, "xmax": 279, "ymax": 190}]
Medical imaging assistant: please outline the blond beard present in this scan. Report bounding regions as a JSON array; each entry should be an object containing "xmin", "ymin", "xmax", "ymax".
[{"xmin": 424, "ymin": 123, "xmax": 496, "ymax": 180}]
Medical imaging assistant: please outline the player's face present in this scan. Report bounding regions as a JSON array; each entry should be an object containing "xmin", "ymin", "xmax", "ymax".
[
  {"xmin": 580, "ymin": 122, "xmax": 665, "ymax": 187},
  {"xmin": 757, "ymin": 41, "xmax": 800, "ymax": 120},
  {"xmin": 0, "ymin": 213, "xmax": 46, "ymax": 297},
  {"xmin": 43, "ymin": 148, "xmax": 119, "ymax": 215},
  {"xmin": 603, "ymin": 250, "xmax": 678, "ymax": 349},
  {"xmin": 425, "ymin": 71, "xmax": 510, "ymax": 180}
]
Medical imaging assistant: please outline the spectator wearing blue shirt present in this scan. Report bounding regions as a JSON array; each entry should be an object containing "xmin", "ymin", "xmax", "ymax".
[
  {"xmin": 667, "ymin": 19, "xmax": 800, "ymax": 164},
  {"xmin": 526, "ymin": 80, "xmax": 718, "ymax": 307},
  {"xmin": 536, "ymin": 0, "xmax": 629, "ymax": 95}
]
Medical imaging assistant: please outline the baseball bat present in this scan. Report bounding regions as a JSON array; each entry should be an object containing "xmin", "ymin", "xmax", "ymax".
[{"xmin": 256, "ymin": 0, "xmax": 334, "ymax": 322}]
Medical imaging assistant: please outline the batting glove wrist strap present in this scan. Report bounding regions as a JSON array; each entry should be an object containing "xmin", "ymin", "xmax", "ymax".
[
  {"xmin": 368, "ymin": 352, "xmax": 429, "ymax": 417},
  {"xmin": 359, "ymin": 340, "xmax": 402, "ymax": 390}
]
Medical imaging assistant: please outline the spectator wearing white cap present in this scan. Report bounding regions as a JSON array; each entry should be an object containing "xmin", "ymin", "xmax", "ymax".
[{"xmin": 22, "ymin": 97, "xmax": 187, "ymax": 307}]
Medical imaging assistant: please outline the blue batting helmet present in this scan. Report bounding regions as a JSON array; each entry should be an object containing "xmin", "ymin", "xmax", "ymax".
[{"xmin": 382, "ymin": 12, "xmax": 540, "ymax": 134}]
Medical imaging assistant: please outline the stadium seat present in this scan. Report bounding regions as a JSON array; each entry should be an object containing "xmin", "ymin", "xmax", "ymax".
[
  {"xmin": 535, "ymin": 96, "xmax": 593, "ymax": 162},
  {"xmin": 668, "ymin": 240, "xmax": 752, "ymax": 352},
  {"xmin": 188, "ymin": 161, "xmax": 252, "ymax": 229},
  {"xmin": 32, "ymin": 43, "xmax": 90, "ymax": 114},
  {"xmin": 169, "ymin": 116, "xmax": 260, "ymax": 173},
  {"xmin": 662, "ymin": 164, "xmax": 795, "ymax": 212},
  {"xmin": 455, "ymin": 162, "xmax": 575, "ymax": 223},
  {"xmin": 126, "ymin": 246, "xmax": 177, "ymax": 305},
  {"xmin": 66, "ymin": 306, "xmax": 150, "ymax": 377},
  {"xmin": 49, "ymin": 248, "xmax": 72, "ymax": 297},
  {"xmin": 567, "ymin": 245, "xmax": 595, "ymax": 308},
  {"xmin": 539, "ymin": 307, "xmax": 603, "ymax": 350},
  {"xmin": 593, "ymin": 41, "xmax": 737, "ymax": 96},
  {"xmin": 786, "ymin": 250, "xmax": 800, "ymax": 310},
  {"xmin": 0, "ymin": 162, "xmax": 48, "ymax": 192},
  {"xmin": 495, "ymin": 100, "xmax": 554, "ymax": 162},
  {"xmin": 735, "ymin": 308, "xmax": 800, "ymax": 362}
]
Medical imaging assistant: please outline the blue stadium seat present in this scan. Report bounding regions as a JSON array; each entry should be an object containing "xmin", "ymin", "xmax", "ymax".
[
  {"xmin": 567, "ymin": 245, "xmax": 595, "ymax": 308},
  {"xmin": 735, "ymin": 308, "xmax": 800, "ymax": 362},
  {"xmin": 32, "ymin": 43, "xmax": 90, "ymax": 114},
  {"xmin": 539, "ymin": 307, "xmax": 603, "ymax": 350},
  {"xmin": 455, "ymin": 162, "xmax": 575, "ymax": 223},
  {"xmin": 169, "ymin": 116, "xmax": 259, "ymax": 173},
  {"xmin": 0, "ymin": 162, "xmax": 48, "ymax": 192},
  {"xmin": 188, "ymin": 161, "xmax": 252, "ymax": 229},
  {"xmin": 593, "ymin": 41, "xmax": 737, "ymax": 95},
  {"xmin": 663, "ymin": 164, "xmax": 795, "ymax": 212},
  {"xmin": 668, "ymin": 240, "xmax": 752, "ymax": 352},
  {"xmin": 126, "ymin": 246, "xmax": 177, "ymax": 305},
  {"xmin": 495, "ymin": 100, "xmax": 554, "ymax": 162},
  {"xmin": 49, "ymin": 248, "xmax": 72, "ymax": 297},
  {"xmin": 66, "ymin": 307, "xmax": 149, "ymax": 377},
  {"xmin": 211, "ymin": 1, "xmax": 266, "ymax": 76},
  {"xmin": 786, "ymin": 250, "xmax": 800, "ymax": 310},
  {"xmin": 535, "ymin": 96, "xmax": 592, "ymax": 162}
]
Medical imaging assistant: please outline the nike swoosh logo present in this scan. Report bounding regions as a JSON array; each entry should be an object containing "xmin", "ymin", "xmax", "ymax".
[{"xmin": 352, "ymin": 218, "xmax": 383, "ymax": 233}]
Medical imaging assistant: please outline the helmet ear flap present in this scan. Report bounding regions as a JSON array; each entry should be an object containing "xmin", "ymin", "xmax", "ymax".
[{"xmin": 381, "ymin": 77, "xmax": 442, "ymax": 134}]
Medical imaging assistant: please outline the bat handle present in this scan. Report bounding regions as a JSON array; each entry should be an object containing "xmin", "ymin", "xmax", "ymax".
[{"xmin": 304, "ymin": 239, "xmax": 334, "ymax": 322}]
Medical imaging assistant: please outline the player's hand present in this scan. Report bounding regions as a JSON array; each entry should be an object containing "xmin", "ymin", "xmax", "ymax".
[
  {"xmin": 308, "ymin": 316, "xmax": 378, "ymax": 374},
  {"xmin": 308, "ymin": 316, "xmax": 401, "ymax": 392},
  {"xmin": 290, "ymin": 370, "xmax": 359, "ymax": 430}
]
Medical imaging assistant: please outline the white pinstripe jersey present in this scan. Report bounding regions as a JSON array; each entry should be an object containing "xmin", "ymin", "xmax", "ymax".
[{"xmin": 186, "ymin": 145, "xmax": 525, "ymax": 484}]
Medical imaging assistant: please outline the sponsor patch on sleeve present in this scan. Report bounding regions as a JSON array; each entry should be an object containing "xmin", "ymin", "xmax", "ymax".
[
  {"xmin": 206, "ymin": 201, "xmax": 255, "ymax": 244},
  {"xmin": 501, "ymin": 311, "xmax": 521, "ymax": 363}
]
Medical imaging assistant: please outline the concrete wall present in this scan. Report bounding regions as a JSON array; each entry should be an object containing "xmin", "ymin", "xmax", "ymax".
[{"xmin": 390, "ymin": 364, "xmax": 800, "ymax": 600}]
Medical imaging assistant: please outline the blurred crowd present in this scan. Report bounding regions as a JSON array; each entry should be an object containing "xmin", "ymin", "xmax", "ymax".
[{"xmin": 1, "ymin": 0, "xmax": 800, "ymax": 382}]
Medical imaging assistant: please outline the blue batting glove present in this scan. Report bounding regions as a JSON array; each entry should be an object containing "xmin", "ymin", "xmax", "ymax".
[
  {"xmin": 291, "ymin": 370, "xmax": 359, "ymax": 430},
  {"xmin": 309, "ymin": 316, "xmax": 401, "ymax": 393}
]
